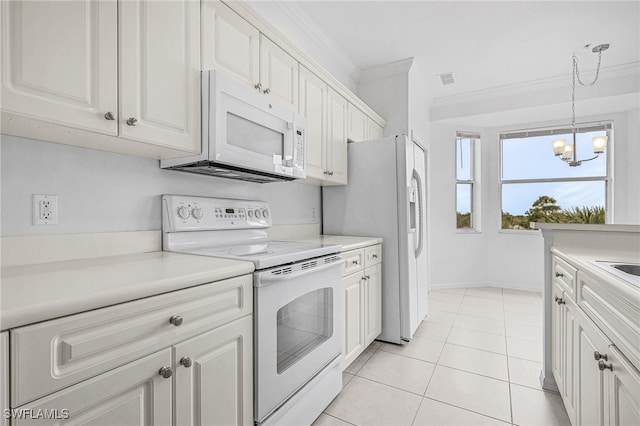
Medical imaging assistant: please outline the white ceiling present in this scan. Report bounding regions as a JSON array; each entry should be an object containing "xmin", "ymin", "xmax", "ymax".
[{"xmin": 275, "ymin": 0, "xmax": 640, "ymax": 101}]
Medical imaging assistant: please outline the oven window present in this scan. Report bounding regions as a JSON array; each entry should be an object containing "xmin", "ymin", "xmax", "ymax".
[
  {"xmin": 227, "ymin": 112, "xmax": 284, "ymax": 156},
  {"xmin": 276, "ymin": 288, "xmax": 333, "ymax": 374}
]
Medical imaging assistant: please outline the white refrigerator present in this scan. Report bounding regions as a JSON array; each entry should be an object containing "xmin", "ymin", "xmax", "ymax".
[{"xmin": 323, "ymin": 134, "xmax": 428, "ymax": 344}]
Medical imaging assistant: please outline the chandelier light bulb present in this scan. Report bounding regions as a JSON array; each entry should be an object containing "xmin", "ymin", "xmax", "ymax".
[
  {"xmin": 551, "ymin": 139, "xmax": 567, "ymax": 156},
  {"xmin": 561, "ymin": 144, "xmax": 573, "ymax": 160},
  {"xmin": 592, "ymin": 136, "xmax": 608, "ymax": 154}
]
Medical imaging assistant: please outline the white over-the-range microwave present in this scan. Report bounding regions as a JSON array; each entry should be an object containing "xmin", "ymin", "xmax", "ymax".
[{"xmin": 161, "ymin": 70, "xmax": 306, "ymax": 183}]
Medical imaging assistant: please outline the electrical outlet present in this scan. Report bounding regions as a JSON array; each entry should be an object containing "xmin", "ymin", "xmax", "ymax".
[{"xmin": 33, "ymin": 194, "xmax": 58, "ymax": 225}]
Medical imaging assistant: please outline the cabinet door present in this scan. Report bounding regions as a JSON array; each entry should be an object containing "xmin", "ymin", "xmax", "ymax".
[
  {"xmin": 607, "ymin": 346, "xmax": 640, "ymax": 426},
  {"xmin": 15, "ymin": 349, "xmax": 172, "ymax": 426},
  {"xmin": 576, "ymin": 310, "xmax": 610, "ymax": 426},
  {"xmin": 364, "ymin": 264, "xmax": 382, "ymax": 346},
  {"xmin": 326, "ymin": 88, "xmax": 348, "ymax": 185},
  {"xmin": 119, "ymin": 0, "xmax": 200, "ymax": 152},
  {"xmin": 0, "ymin": 0, "xmax": 117, "ymax": 135},
  {"xmin": 343, "ymin": 273, "xmax": 364, "ymax": 369},
  {"xmin": 260, "ymin": 36, "xmax": 298, "ymax": 109},
  {"xmin": 347, "ymin": 103, "xmax": 367, "ymax": 142},
  {"xmin": 201, "ymin": 0, "xmax": 259, "ymax": 87},
  {"xmin": 551, "ymin": 282, "xmax": 565, "ymax": 394},
  {"xmin": 564, "ymin": 300, "xmax": 578, "ymax": 425},
  {"xmin": 175, "ymin": 316, "xmax": 253, "ymax": 426},
  {"xmin": 368, "ymin": 120, "xmax": 384, "ymax": 139},
  {"xmin": 0, "ymin": 332, "xmax": 7, "ymax": 426},
  {"xmin": 299, "ymin": 66, "xmax": 327, "ymax": 180}
]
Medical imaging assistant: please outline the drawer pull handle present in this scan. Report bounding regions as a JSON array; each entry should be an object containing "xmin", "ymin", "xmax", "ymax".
[
  {"xmin": 158, "ymin": 367, "xmax": 173, "ymax": 379},
  {"xmin": 352, "ymin": 260, "xmax": 359, "ymax": 265},
  {"xmin": 180, "ymin": 357, "xmax": 193, "ymax": 368},
  {"xmin": 169, "ymin": 315, "xmax": 184, "ymax": 326},
  {"xmin": 555, "ymin": 272, "xmax": 564, "ymax": 278},
  {"xmin": 598, "ymin": 360, "xmax": 613, "ymax": 371},
  {"xmin": 372, "ymin": 254, "xmax": 378, "ymax": 258},
  {"xmin": 594, "ymin": 351, "xmax": 608, "ymax": 361}
]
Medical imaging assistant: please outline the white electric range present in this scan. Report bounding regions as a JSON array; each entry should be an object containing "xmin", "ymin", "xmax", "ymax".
[{"xmin": 162, "ymin": 195, "xmax": 343, "ymax": 426}]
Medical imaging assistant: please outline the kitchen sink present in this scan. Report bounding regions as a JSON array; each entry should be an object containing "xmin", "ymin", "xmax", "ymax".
[
  {"xmin": 591, "ymin": 261, "xmax": 640, "ymax": 286},
  {"xmin": 612, "ymin": 263, "xmax": 640, "ymax": 276}
]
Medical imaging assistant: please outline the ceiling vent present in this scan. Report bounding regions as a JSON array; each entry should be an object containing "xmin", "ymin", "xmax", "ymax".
[{"xmin": 438, "ymin": 72, "xmax": 455, "ymax": 86}]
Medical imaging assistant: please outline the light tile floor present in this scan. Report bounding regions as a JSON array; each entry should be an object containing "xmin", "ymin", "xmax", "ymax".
[{"xmin": 313, "ymin": 287, "xmax": 571, "ymax": 426}]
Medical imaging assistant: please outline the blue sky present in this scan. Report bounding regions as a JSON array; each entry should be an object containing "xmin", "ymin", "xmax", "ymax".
[{"xmin": 456, "ymin": 131, "xmax": 607, "ymax": 215}]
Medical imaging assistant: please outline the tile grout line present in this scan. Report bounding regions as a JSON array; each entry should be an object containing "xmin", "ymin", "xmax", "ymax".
[{"xmin": 502, "ymin": 287, "xmax": 515, "ymax": 426}]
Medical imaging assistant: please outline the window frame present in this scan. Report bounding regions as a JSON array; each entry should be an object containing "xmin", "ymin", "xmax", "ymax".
[
  {"xmin": 498, "ymin": 122, "xmax": 613, "ymax": 232},
  {"xmin": 455, "ymin": 131, "xmax": 481, "ymax": 232}
]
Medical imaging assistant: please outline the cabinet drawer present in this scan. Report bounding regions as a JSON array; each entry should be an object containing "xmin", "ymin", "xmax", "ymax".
[
  {"xmin": 364, "ymin": 244, "xmax": 382, "ymax": 267},
  {"xmin": 342, "ymin": 249, "xmax": 364, "ymax": 276},
  {"xmin": 552, "ymin": 255, "xmax": 577, "ymax": 298},
  {"xmin": 11, "ymin": 274, "xmax": 252, "ymax": 406}
]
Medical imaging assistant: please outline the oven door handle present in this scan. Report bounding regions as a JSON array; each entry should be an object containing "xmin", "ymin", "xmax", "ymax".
[{"xmin": 255, "ymin": 256, "xmax": 343, "ymax": 287}]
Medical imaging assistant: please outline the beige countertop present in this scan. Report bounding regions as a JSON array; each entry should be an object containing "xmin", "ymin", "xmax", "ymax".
[
  {"xmin": 1, "ymin": 251, "xmax": 254, "ymax": 330},
  {"xmin": 286, "ymin": 235, "xmax": 383, "ymax": 252}
]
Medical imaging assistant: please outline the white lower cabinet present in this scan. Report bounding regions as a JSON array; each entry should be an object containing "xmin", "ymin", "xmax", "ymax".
[
  {"xmin": 1, "ymin": 332, "xmax": 8, "ymax": 426},
  {"xmin": 174, "ymin": 315, "xmax": 253, "ymax": 426},
  {"xmin": 15, "ymin": 349, "xmax": 173, "ymax": 426},
  {"xmin": 341, "ymin": 244, "xmax": 382, "ymax": 370},
  {"xmin": 8, "ymin": 276, "xmax": 253, "ymax": 426},
  {"xmin": 550, "ymin": 254, "xmax": 640, "ymax": 426}
]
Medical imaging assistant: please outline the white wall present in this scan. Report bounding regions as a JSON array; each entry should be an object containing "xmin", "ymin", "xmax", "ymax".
[
  {"xmin": 0, "ymin": 135, "xmax": 320, "ymax": 236},
  {"xmin": 429, "ymin": 109, "xmax": 639, "ymax": 291}
]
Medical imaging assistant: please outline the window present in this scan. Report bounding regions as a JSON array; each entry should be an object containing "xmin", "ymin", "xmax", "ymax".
[
  {"xmin": 500, "ymin": 123, "xmax": 611, "ymax": 230},
  {"xmin": 456, "ymin": 132, "xmax": 480, "ymax": 230}
]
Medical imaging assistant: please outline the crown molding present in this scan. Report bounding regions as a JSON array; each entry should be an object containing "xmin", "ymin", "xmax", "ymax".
[
  {"xmin": 432, "ymin": 61, "xmax": 640, "ymax": 108},
  {"xmin": 359, "ymin": 57, "xmax": 415, "ymax": 83},
  {"xmin": 250, "ymin": 0, "xmax": 361, "ymax": 89}
]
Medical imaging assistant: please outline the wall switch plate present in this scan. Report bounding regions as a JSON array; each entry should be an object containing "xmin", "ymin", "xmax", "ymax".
[{"xmin": 33, "ymin": 194, "xmax": 58, "ymax": 225}]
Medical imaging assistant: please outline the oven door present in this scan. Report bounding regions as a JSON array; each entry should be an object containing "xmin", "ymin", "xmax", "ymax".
[{"xmin": 254, "ymin": 254, "xmax": 342, "ymax": 423}]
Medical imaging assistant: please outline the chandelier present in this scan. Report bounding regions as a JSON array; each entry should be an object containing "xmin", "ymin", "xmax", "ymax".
[{"xmin": 551, "ymin": 44, "xmax": 609, "ymax": 167}]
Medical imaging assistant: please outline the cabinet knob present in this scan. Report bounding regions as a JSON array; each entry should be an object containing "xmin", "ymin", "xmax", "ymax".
[
  {"xmin": 158, "ymin": 367, "xmax": 173, "ymax": 379},
  {"xmin": 255, "ymin": 83, "xmax": 262, "ymax": 91},
  {"xmin": 169, "ymin": 315, "xmax": 184, "ymax": 326},
  {"xmin": 593, "ymin": 351, "xmax": 608, "ymax": 361},
  {"xmin": 180, "ymin": 357, "xmax": 193, "ymax": 368},
  {"xmin": 365, "ymin": 275, "xmax": 370, "ymax": 280},
  {"xmin": 372, "ymin": 254, "xmax": 378, "ymax": 258},
  {"xmin": 126, "ymin": 117, "xmax": 138, "ymax": 126},
  {"xmin": 558, "ymin": 298, "xmax": 565, "ymax": 305},
  {"xmin": 352, "ymin": 260, "xmax": 359, "ymax": 265},
  {"xmin": 555, "ymin": 272, "xmax": 564, "ymax": 278},
  {"xmin": 598, "ymin": 360, "xmax": 613, "ymax": 371},
  {"xmin": 329, "ymin": 171, "xmax": 334, "ymax": 176},
  {"xmin": 104, "ymin": 111, "xmax": 116, "ymax": 121},
  {"xmin": 263, "ymin": 88, "xmax": 271, "ymax": 94}
]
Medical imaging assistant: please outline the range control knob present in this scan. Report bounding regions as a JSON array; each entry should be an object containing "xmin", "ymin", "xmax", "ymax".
[
  {"xmin": 255, "ymin": 209, "xmax": 262, "ymax": 219},
  {"xmin": 177, "ymin": 206, "xmax": 190, "ymax": 220},
  {"xmin": 247, "ymin": 209, "xmax": 254, "ymax": 219},
  {"xmin": 192, "ymin": 207, "xmax": 203, "ymax": 220},
  {"xmin": 262, "ymin": 208, "xmax": 270, "ymax": 219}
]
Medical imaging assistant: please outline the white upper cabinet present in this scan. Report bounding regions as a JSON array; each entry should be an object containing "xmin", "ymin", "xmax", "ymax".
[
  {"xmin": 260, "ymin": 35, "xmax": 298, "ymax": 108},
  {"xmin": 1, "ymin": 0, "xmax": 201, "ymax": 157},
  {"xmin": 326, "ymin": 88, "xmax": 348, "ymax": 185},
  {"xmin": 299, "ymin": 66, "xmax": 327, "ymax": 180},
  {"xmin": 1, "ymin": 0, "xmax": 118, "ymax": 135},
  {"xmin": 201, "ymin": 0, "xmax": 259, "ymax": 86},
  {"xmin": 369, "ymin": 120, "xmax": 384, "ymax": 139},
  {"xmin": 1, "ymin": 332, "xmax": 7, "ymax": 426},
  {"xmin": 347, "ymin": 103, "xmax": 367, "ymax": 142},
  {"xmin": 119, "ymin": 0, "xmax": 200, "ymax": 152}
]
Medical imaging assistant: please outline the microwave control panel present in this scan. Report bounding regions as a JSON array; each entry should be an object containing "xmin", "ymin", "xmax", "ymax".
[{"xmin": 163, "ymin": 195, "xmax": 272, "ymax": 231}]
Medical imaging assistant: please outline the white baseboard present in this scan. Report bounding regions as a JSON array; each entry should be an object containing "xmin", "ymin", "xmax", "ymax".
[{"xmin": 430, "ymin": 281, "xmax": 542, "ymax": 293}]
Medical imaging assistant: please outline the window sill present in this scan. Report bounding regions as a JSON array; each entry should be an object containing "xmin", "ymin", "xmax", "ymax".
[
  {"xmin": 498, "ymin": 229, "xmax": 542, "ymax": 235},
  {"xmin": 456, "ymin": 229, "xmax": 481, "ymax": 234}
]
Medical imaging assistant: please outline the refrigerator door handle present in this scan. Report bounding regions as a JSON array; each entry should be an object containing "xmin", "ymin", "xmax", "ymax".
[{"xmin": 412, "ymin": 169, "xmax": 424, "ymax": 258}]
